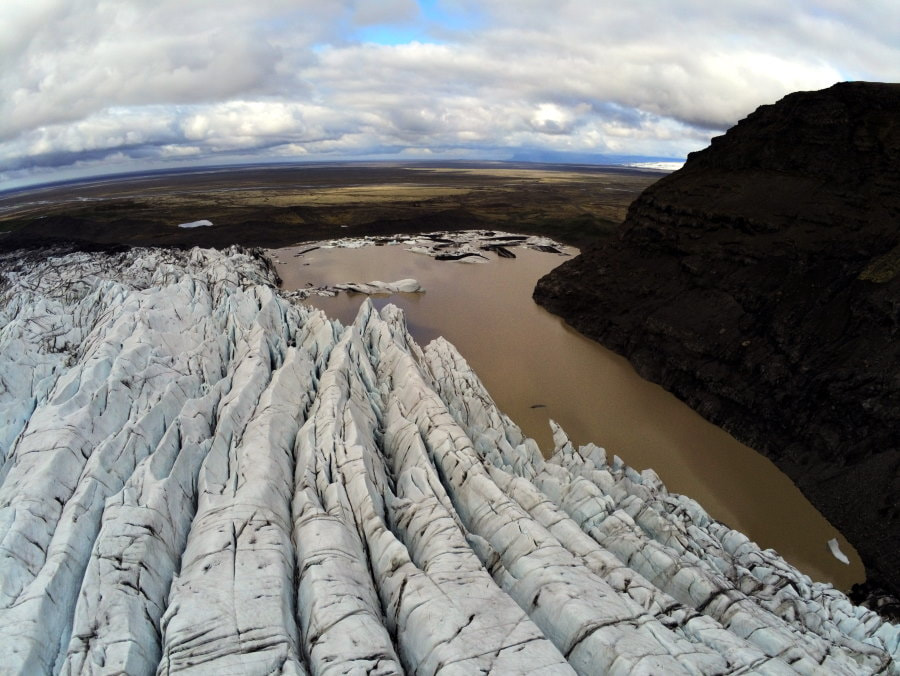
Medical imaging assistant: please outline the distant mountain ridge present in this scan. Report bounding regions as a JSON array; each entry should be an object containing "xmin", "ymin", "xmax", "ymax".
[{"xmin": 534, "ymin": 81, "xmax": 900, "ymax": 610}]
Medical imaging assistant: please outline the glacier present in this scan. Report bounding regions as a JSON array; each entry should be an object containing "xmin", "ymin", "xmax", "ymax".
[{"xmin": 0, "ymin": 245, "xmax": 896, "ymax": 675}]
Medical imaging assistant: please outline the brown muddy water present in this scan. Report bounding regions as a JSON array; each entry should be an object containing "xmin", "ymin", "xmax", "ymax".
[{"xmin": 270, "ymin": 240, "xmax": 863, "ymax": 591}]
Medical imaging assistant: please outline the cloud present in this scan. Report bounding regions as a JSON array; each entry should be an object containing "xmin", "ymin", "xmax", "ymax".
[
  {"xmin": 2, "ymin": 0, "xmax": 899, "ymax": 188},
  {"xmin": 351, "ymin": 0, "xmax": 419, "ymax": 27}
]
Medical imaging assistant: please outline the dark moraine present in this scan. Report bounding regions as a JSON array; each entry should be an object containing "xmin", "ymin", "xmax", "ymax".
[{"xmin": 533, "ymin": 81, "xmax": 900, "ymax": 613}]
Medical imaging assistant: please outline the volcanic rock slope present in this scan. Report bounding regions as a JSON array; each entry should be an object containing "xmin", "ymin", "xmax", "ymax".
[
  {"xmin": 534, "ymin": 82, "xmax": 900, "ymax": 607},
  {"xmin": 0, "ymin": 245, "xmax": 897, "ymax": 675}
]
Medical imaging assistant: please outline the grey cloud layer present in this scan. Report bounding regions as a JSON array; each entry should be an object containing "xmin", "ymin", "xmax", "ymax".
[{"xmin": 2, "ymin": 0, "xmax": 899, "ymax": 186}]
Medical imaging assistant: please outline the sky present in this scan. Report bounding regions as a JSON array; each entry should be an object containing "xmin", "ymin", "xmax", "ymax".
[{"xmin": 2, "ymin": 0, "xmax": 899, "ymax": 190}]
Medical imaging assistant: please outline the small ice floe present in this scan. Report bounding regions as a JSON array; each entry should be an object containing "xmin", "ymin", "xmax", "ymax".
[
  {"xmin": 827, "ymin": 538, "xmax": 850, "ymax": 565},
  {"xmin": 334, "ymin": 279, "xmax": 423, "ymax": 294},
  {"xmin": 285, "ymin": 279, "xmax": 424, "ymax": 300},
  {"xmin": 310, "ymin": 230, "xmax": 570, "ymax": 260},
  {"xmin": 178, "ymin": 219, "xmax": 214, "ymax": 229},
  {"xmin": 320, "ymin": 238, "xmax": 369, "ymax": 249}
]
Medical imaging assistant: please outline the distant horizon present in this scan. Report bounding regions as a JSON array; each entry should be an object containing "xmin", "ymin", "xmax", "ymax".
[
  {"xmin": 3, "ymin": 2, "xmax": 898, "ymax": 190},
  {"xmin": 0, "ymin": 154, "xmax": 684, "ymax": 196}
]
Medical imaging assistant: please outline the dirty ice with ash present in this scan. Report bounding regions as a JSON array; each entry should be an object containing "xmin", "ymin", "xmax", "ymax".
[{"xmin": 0, "ymin": 245, "xmax": 897, "ymax": 675}]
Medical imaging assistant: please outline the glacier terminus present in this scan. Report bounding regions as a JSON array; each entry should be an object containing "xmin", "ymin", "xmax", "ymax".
[{"xmin": 0, "ymin": 245, "xmax": 897, "ymax": 675}]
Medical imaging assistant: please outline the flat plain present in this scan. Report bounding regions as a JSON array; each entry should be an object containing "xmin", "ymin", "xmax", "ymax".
[{"xmin": 0, "ymin": 163, "xmax": 660, "ymax": 249}]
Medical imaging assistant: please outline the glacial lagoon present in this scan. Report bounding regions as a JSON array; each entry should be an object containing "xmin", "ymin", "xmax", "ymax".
[{"xmin": 271, "ymin": 234, "xmax": 864, "ymax": 591}]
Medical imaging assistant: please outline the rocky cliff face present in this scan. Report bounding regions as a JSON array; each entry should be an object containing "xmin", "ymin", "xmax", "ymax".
[
  {"xmin": 534, "ymin": 82, "xmax": 900, "ymax": 610},
  {"xmin": 1, "ymin": 246, "xmax": 897, "ymax": 674}
]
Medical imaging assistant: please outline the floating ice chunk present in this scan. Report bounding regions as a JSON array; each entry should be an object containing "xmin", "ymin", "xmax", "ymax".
[
  {"xmin": 828, "ymin": 537, "xmax": 851, "ymax": 565},
  {"xmin": 320, "ymin": 237, "xmax": 369, "ymax": 248},
  {"xmin": 177, "ymin": 219, "xmax": 213, "ymax": 228},
  {"xmin": 282, "ymin": 229, "xmax": 571, "ymax": 262},
  {"xmin": 286, "ymin": 279, "xmax": 423, "ymax": 300},
  {"xmin": 333, "ymin": 278, "xmax": 423, "ymax": 294}
]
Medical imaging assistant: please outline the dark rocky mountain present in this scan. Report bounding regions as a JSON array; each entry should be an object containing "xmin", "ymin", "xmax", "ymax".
[{"xmin": 534, "ymin": 81, "xmax": 900, "ymax": 611}]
